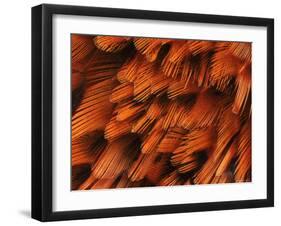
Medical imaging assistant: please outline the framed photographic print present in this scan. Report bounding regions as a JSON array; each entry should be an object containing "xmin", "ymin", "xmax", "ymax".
[{"xmin": 31, "ymin": 4, "xmax": 274, "ymax": 221}]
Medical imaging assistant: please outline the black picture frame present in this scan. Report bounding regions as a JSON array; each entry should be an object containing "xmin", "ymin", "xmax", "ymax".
[{"xmin": 32, "ymin": 4, "xmax": 274, "ymax": 222}]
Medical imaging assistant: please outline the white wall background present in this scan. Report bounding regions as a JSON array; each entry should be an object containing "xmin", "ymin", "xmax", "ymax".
[{"xmin": 0, "ymin": 0, "xmax": 279, "ymax": 225}]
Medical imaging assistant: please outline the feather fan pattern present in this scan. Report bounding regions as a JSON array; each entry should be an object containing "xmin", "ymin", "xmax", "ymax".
[{"xmin": 71, "ymin": 34, "xmax": 251, "ymax": 190}]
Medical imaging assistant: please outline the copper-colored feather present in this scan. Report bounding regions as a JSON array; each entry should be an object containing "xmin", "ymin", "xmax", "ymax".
[
  {"xmin": 72, "ymin": 79, "xmax": 116, "ymax": 139},
  {"xmin": 128, "ymin": 152, "xmax": 158, "ymax": 181},
  {"xmin": 232, "ymin": 63, "xmax": 251, "ymax": 115},
  {"xmin": 157, "ymin": 127, "xmax": 187, "ymax": 153},
  {"xmin": 141, "ymin": 118, "xmax": 166, "ymax": 153},
  {"xmin": 104, "ymin": 116, "xmax": 132, "ymax": 141},
  {"xmin": 92, "ymin": 135, "xmax": 140, "ymax": 179},
  {"xmin": 117, "ymin": 54, "xmax": 142, "ymax": 82},
  {"xmin": 72, "ymin": 130, "xmax": 106, "ymax": 166},
  {"xmin": 209, "ymin": 49, "xmax": 239, "ymax": 91},
  {"xmin": 171, "ymin": 128, "xmax": 215, "ymax": 174},
  {"xmin": 134, "ymin": 38, "xmax": 170, "ymax": 62},
  {"xmin": 110, "ymin": 82, "xmax": 134, "ymax": 103},
  {"xmin": 193, "ymin": 108, "xmax": 241, "ymax": 184},
  {"xmin": 72, "ymin": 34, "xmax": 95, "ymax": 64},
  {"xmin": 235, "ymin": 121, "xmax": 251, "ymax": 182},
  {"xmin": 159, "ymin": 171, "xmax": 184, "ymax": 186},
  {"xmin": 94, "ymin": 36, "xmax": 131, "ymax": 52},
  {"xmin": 228, "ymin": 42, "xmax": 252, "ymax": 63},
  {"xmin": 177, "ymin": 89, "xmax": 226, "ymax": 129}
]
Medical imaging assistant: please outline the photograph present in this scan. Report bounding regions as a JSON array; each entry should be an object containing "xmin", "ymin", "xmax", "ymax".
[{"xmin": 71, "ymin": 35, "xmax": 252, "ymax": 190}]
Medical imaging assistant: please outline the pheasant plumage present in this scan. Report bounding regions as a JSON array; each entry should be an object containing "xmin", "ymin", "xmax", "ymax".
[{"xmin": 71, "ymin": 34, "xmax": 251, "ymax": 190}]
